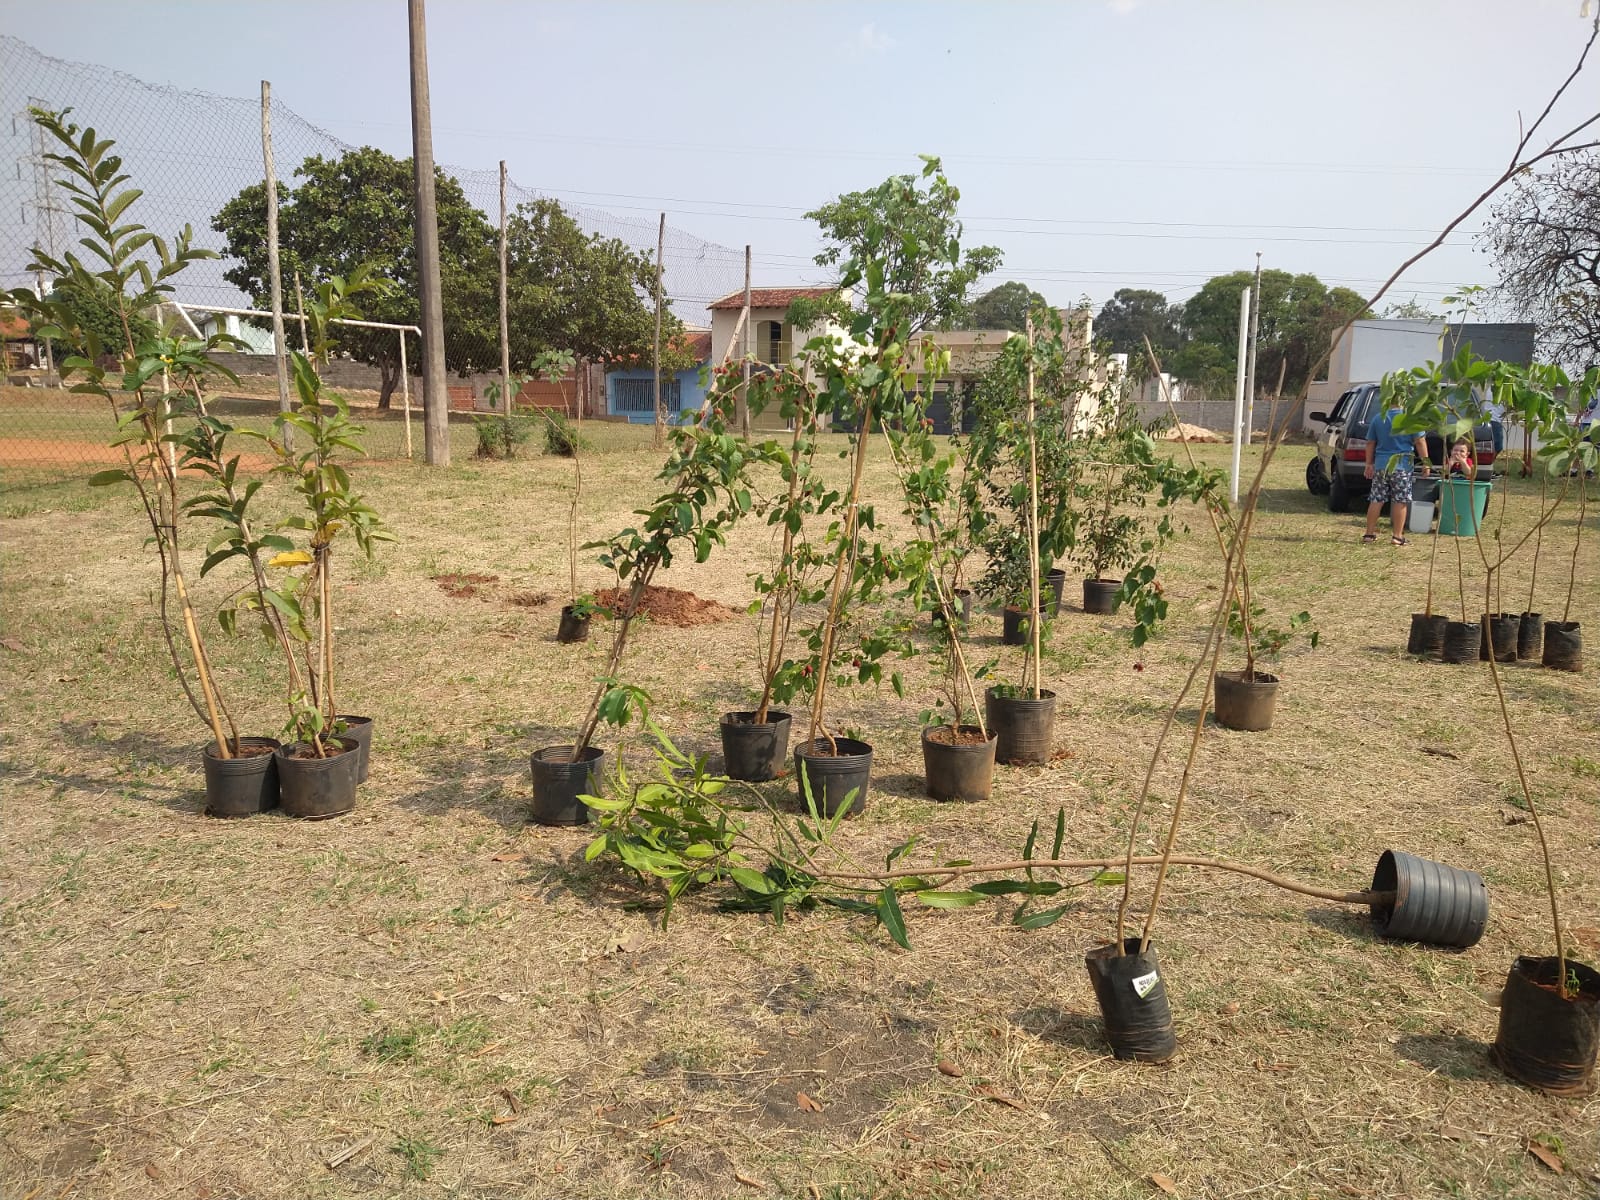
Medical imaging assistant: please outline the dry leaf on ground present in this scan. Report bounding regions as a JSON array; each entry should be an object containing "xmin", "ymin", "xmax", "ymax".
[
  {"xmin": 1148, "ymin": 1172, "xmax": 1180, "ymax": 1196},
  {"xmin": 1524, "ymin": 1137, "xmax": 1564, "ymax": 1174},
  {"xmin": 796, "ymin": 1091, "xmax": 822, "ymax": 1113}
]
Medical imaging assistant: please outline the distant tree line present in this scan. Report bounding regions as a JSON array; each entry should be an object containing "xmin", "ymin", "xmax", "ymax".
[{"xmin": 964, "ymin": 273, "xmax": 1374, "ymax": 399}]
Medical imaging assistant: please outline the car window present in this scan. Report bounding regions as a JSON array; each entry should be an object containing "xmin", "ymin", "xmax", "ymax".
[{"xmin": 1328, "ymin": 392, "xmax": 1352, "ymax": 423}]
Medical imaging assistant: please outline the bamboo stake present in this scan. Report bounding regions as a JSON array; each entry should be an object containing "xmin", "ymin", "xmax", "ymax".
[{"xmin": 1025, "ymin": 316, "xmax": 1042, "ymax": 699}]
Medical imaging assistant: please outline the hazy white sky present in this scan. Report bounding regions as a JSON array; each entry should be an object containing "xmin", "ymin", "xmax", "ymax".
[{"xmin": 3, "ymin": 0, "xmax": 1596, "ymax": 315}]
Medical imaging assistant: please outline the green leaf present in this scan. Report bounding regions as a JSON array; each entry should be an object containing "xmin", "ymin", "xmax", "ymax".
[
  {"xmin": 876, "ymin": 885, "xmax": 910, "ymax": 949},
  {"xmin": 87, "ymin": 468, "xmax": 132, "ymax": 486},
  {"xmin": 728, "ymin": 867, "xmax": 776, "ymax": 895},
  {"xmin": 1012, "ymin": 903, "xmax": 1072, "ymax": 930},
  {"xmin": 916, "ymin": 890, "xmax": 984, "ymax": 909},
  {"xmin": 1051, "ymin": 808, "xmax": 1065, "ymax": 859}
]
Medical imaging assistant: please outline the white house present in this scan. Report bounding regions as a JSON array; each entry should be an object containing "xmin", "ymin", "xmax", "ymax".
[{"xmin": 1303, "ymin": 319, "xmax": 1536, "ymax": 432}]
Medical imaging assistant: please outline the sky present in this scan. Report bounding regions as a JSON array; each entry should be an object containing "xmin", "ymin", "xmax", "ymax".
[{"xmin": 2, "ymin": 0, "xmax": 1596, "ymax": 322}]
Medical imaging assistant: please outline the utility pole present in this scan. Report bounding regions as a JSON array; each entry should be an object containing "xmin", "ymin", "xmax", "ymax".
[
  {"xmin": 651, "ymin": 212, "xmax": 665, "ymax": 448},
  {"xmin": 498, "ymin": 159, "xmax": 511, "ymax": 416},
  {"xmin": 1243, "ymin": 251, "xmax": 1262, "ymax": 447},
  {"xmin": 261, "ymin": 81, "xmax": 292, "ymax": 427},
  {"xmin": 408, "ymin": 0, "xmax": 451, "ymax": 466}
]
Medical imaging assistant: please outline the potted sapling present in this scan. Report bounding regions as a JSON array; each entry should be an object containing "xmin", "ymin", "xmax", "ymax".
[
  {"xmin": 253, "ymin": 274, "xmax": 393, "ymax": 815},
  {"xmin": 711, "ymin": 361, "xmax": 831, "ymax": 781},
  {"xmin": 532, "ymin": 387, "xmax": 768, "ymax": 823},
  {"xmin": 966, "ymin": 318, "xmax": 1058, "ymax": 765},
  {"xmin": 1069, "ymin": 407, "xmax": 1167, "ymax": 616},
  {"xmin": 1476, "ymin": 388, "xmax": 1600, "ymax": 1091},
  {"xmin": 883, "ymin": 397, "xmax": 997, "ymax": 802},
  {"xmin": 1212, "ymin": 598, "xmax": 1317, "ymax": 733},
  {"xmin": 524, "ymin": 349, "xmax": 601, "ymax": 645},
  {"xmin": 789, "ymin": 159, "xmax": 993, "ymax": 817},
  {"xmin": 1535, "ymin": 367, "xmax": 1599, "ymax": 672},
  {"xmin": 3, "ymin": 109, "xmax": 285, "ymax": 815}
]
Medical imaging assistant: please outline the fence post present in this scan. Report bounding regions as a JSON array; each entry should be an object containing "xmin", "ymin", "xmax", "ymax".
[
  {"xmin": 260, "ymin": 80, "xmax": 292, "ymax": 433},
  {"xmin": 400, "ymin": 330, "xmax": 413, "ymax": 459}
]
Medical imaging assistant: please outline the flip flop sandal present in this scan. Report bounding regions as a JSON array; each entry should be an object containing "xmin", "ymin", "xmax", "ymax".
[
  {"xmin": 1361, "ymin": 533, "xmax": 1378, "ymax": 543},
  {"xmin": 1392, "ymin": 536, "xmax": 1408, "ymax": 546}
]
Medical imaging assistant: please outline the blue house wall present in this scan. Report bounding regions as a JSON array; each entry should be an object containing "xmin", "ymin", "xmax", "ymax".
[{"xmin": 605, "ymin": 366, "xmax": 707, "ymax": 424}]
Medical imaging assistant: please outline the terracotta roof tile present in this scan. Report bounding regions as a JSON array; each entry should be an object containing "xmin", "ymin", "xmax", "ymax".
[{"xmin": 707, "ymin": 286, "xmax": 836, "ymax": 311}]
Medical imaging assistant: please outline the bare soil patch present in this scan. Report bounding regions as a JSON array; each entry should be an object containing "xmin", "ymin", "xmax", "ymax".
[
  {"xmin": 433, "ymin": 571, "xmax": 501, "ymax": 599},
  {"xmin": 596, "ymin": 584, "xmax": 740, "ymax": 626}
]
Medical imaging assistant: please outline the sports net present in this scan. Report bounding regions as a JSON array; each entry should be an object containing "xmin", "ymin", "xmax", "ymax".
[{"xmin": 0, "ymin": 35, "xmax": 744, "ymax": 474}]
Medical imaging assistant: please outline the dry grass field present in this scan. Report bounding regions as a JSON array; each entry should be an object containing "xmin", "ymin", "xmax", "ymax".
[{"xmin": 2, "ymin": 414, "xmax": 1597, "ymax": 1199}]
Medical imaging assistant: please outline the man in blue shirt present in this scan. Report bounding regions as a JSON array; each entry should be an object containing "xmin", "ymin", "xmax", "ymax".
[{"xmin": 1363, "ymin": 404, "xmax": 1430, "ymax": 545}]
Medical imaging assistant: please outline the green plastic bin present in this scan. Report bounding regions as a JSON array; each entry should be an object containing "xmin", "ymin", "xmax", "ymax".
[{"xmin": 1438, "ymin": 478, "xmax": 1491, "ymax": 537}]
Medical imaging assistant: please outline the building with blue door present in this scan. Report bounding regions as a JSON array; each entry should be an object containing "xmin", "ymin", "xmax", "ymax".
[{"xmin": 604, "ymin": 329, "xmax": 712, "ymax": 424}]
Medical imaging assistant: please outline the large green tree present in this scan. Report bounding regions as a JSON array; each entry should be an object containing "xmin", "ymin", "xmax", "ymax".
[
  {"xmin": 213, "ymin": 147, "xmax": 497, "ymax": 407},
  {"xmin": 806, "ymin": 157, "xmax": 1002, "ymax": 334},
  {"xmin": 504, "ymin": 198, "xmax": 666, "ymax": 365},
  {"xmin": 967, "ymin": 281, "xmax": 1046, "ymax": 331},
  {"xmin": 212, "ymin": 148, "xmax": 496, "ymax": 412},
  {"xmin": 1094, "ymin": 288, "xmax": 1185, "ymax": 363},
  {"xmin": 1175, "ymin": 269, "xmax": 1371, "ymax": 398}
]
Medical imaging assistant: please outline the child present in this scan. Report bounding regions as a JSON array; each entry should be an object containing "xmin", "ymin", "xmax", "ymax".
[{"xmin": 1446, "ymin": 439, "xmax": 1473, "ymax": 477}]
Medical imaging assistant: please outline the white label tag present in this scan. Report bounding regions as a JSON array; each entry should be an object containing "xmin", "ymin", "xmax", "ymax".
[{"xmin": 1131, "ymin": 970, "xmax": 1160, "ymax": 999}]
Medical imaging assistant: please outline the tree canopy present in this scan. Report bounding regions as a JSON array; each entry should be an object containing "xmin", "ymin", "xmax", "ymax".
[
  {"xmin": 213, "ymin": 148, "xmax": 664, "ymax": 406},
  {"xmin": 966, "ymin": 281, "xmax": 1046, "ymax": 331},
  {"xmin": 1094, "ymin": 288, "xmax": 1185, "ymax": 363},
  {"xmin": 1174, "ymin": 269, "xmax": 1371, "ymax": 397},
  {"xmin": 806, "ymin": 157, "xmax": 1001, "ymax": 334},
  {"xmin": 1484, "ymin": 150, "xmax": 1600, "ymax": 371}
]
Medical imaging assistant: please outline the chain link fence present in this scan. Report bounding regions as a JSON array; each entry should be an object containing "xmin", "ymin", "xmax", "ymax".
[{"xmin": 0, "ymin": 35, "xmax": 744, "ymax": 476}]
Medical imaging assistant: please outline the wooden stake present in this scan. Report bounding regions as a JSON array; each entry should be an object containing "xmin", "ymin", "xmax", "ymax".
[{"xmin": 1025, "ymin": 316, "xmax": 1041, "ymax": 699}]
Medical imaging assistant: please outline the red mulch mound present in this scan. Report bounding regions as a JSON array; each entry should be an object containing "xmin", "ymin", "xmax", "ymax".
[{"xmin": 595, "ymin": 585, "xmax": 738, "ymax": 627}]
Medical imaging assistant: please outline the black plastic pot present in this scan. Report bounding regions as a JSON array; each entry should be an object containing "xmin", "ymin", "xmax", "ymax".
[
  {"xmin": 1001, "ymin": 605, "xmax": 1039, "ymax": 646},
  {"xmin": 1368, "ymin": 849, "xmax": 1488, "ymax": 948},
  {"xmin": 337, "ymin": 714, "xmax": 373, "ymax": 783},
  {"xmin": 1044, "ymin": 569, "xmax": 1066, "ymax": 617},
  {"xmin": 1212, "ymin": 670, "xmax": 1279, "ymax": 733},
  {"xmin": 276, "ymin": 737, "xmax": 360, "ymax": 819},
  {"xmin": 1492, "ymin": 955, "xmax": 1600, "ymax": 1096},
  {"xmin": 931, "ymin": 588, "xmax": 973, "ymax": 628},
  {"xmin": 1407, "ymin": 613, "xmax": 1448, "ymax": 656},
  {"xmin": 529, "ymin": 745, "xmax": 605, "ymax": 826},
  {"xmin": 1517, "ymin": 611, "xmax": 1543, "ymax": 661},
  {"xmin": 720, "ymin": 710, "xmax": 791, "ymax": 782},
  {"xmin": 557, "ymin": 605, "xmax": 591, "ymax": 644},
  {"xmin": 793, "ymin": 737, "xmax": 873, "ymax": 819},
  {"xmin": 984, "ymin": 686, "xmax": 1056, "ymax": 765},
  {"xmin": 1440, "ymin": 620, "xmax": 1480, "ymax": 664},
  {"xmin": 1542, "ymin": 620, "xmax": 1582, "ymax": 672},
  {"xmin": 1083, "ymin": 577, "xmax": 1120, "ymax": 615},
  {"xmin": 202, "ymin": 737, "xmax": 281, "ymax": 818},
  {"xmin": 1084, "ymin": 939, "xmax": 1177, "ymax": 1063},
  {"xmin": 1479, "ymin": 613, "xmax": 1518, "ymax": 663},
  {"xmin": 921, "ymin": 724, "xmax": 998, "ymax": 803}
]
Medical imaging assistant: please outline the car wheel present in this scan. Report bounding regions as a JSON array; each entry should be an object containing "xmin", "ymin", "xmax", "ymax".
[
  {"xmin": 1328, "ymin": 468, "xmax": 1352, "ymax": 513},
  {"xmin": 1305, "ymin": 456, "xmax": 1330, "ymax": 496}
]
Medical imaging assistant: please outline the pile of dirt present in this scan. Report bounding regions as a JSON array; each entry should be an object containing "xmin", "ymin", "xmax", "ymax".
[
  {"xmin": 433, "ymin": 572, "xmax": 499, "ymax": 600},
  {"xmin": 1158, "ymin": 422, "xmax": 1223, "ymax": 443},
  {"xmin": 595, "ymin": 585, "xmax": 738, "ymax": 627}
]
